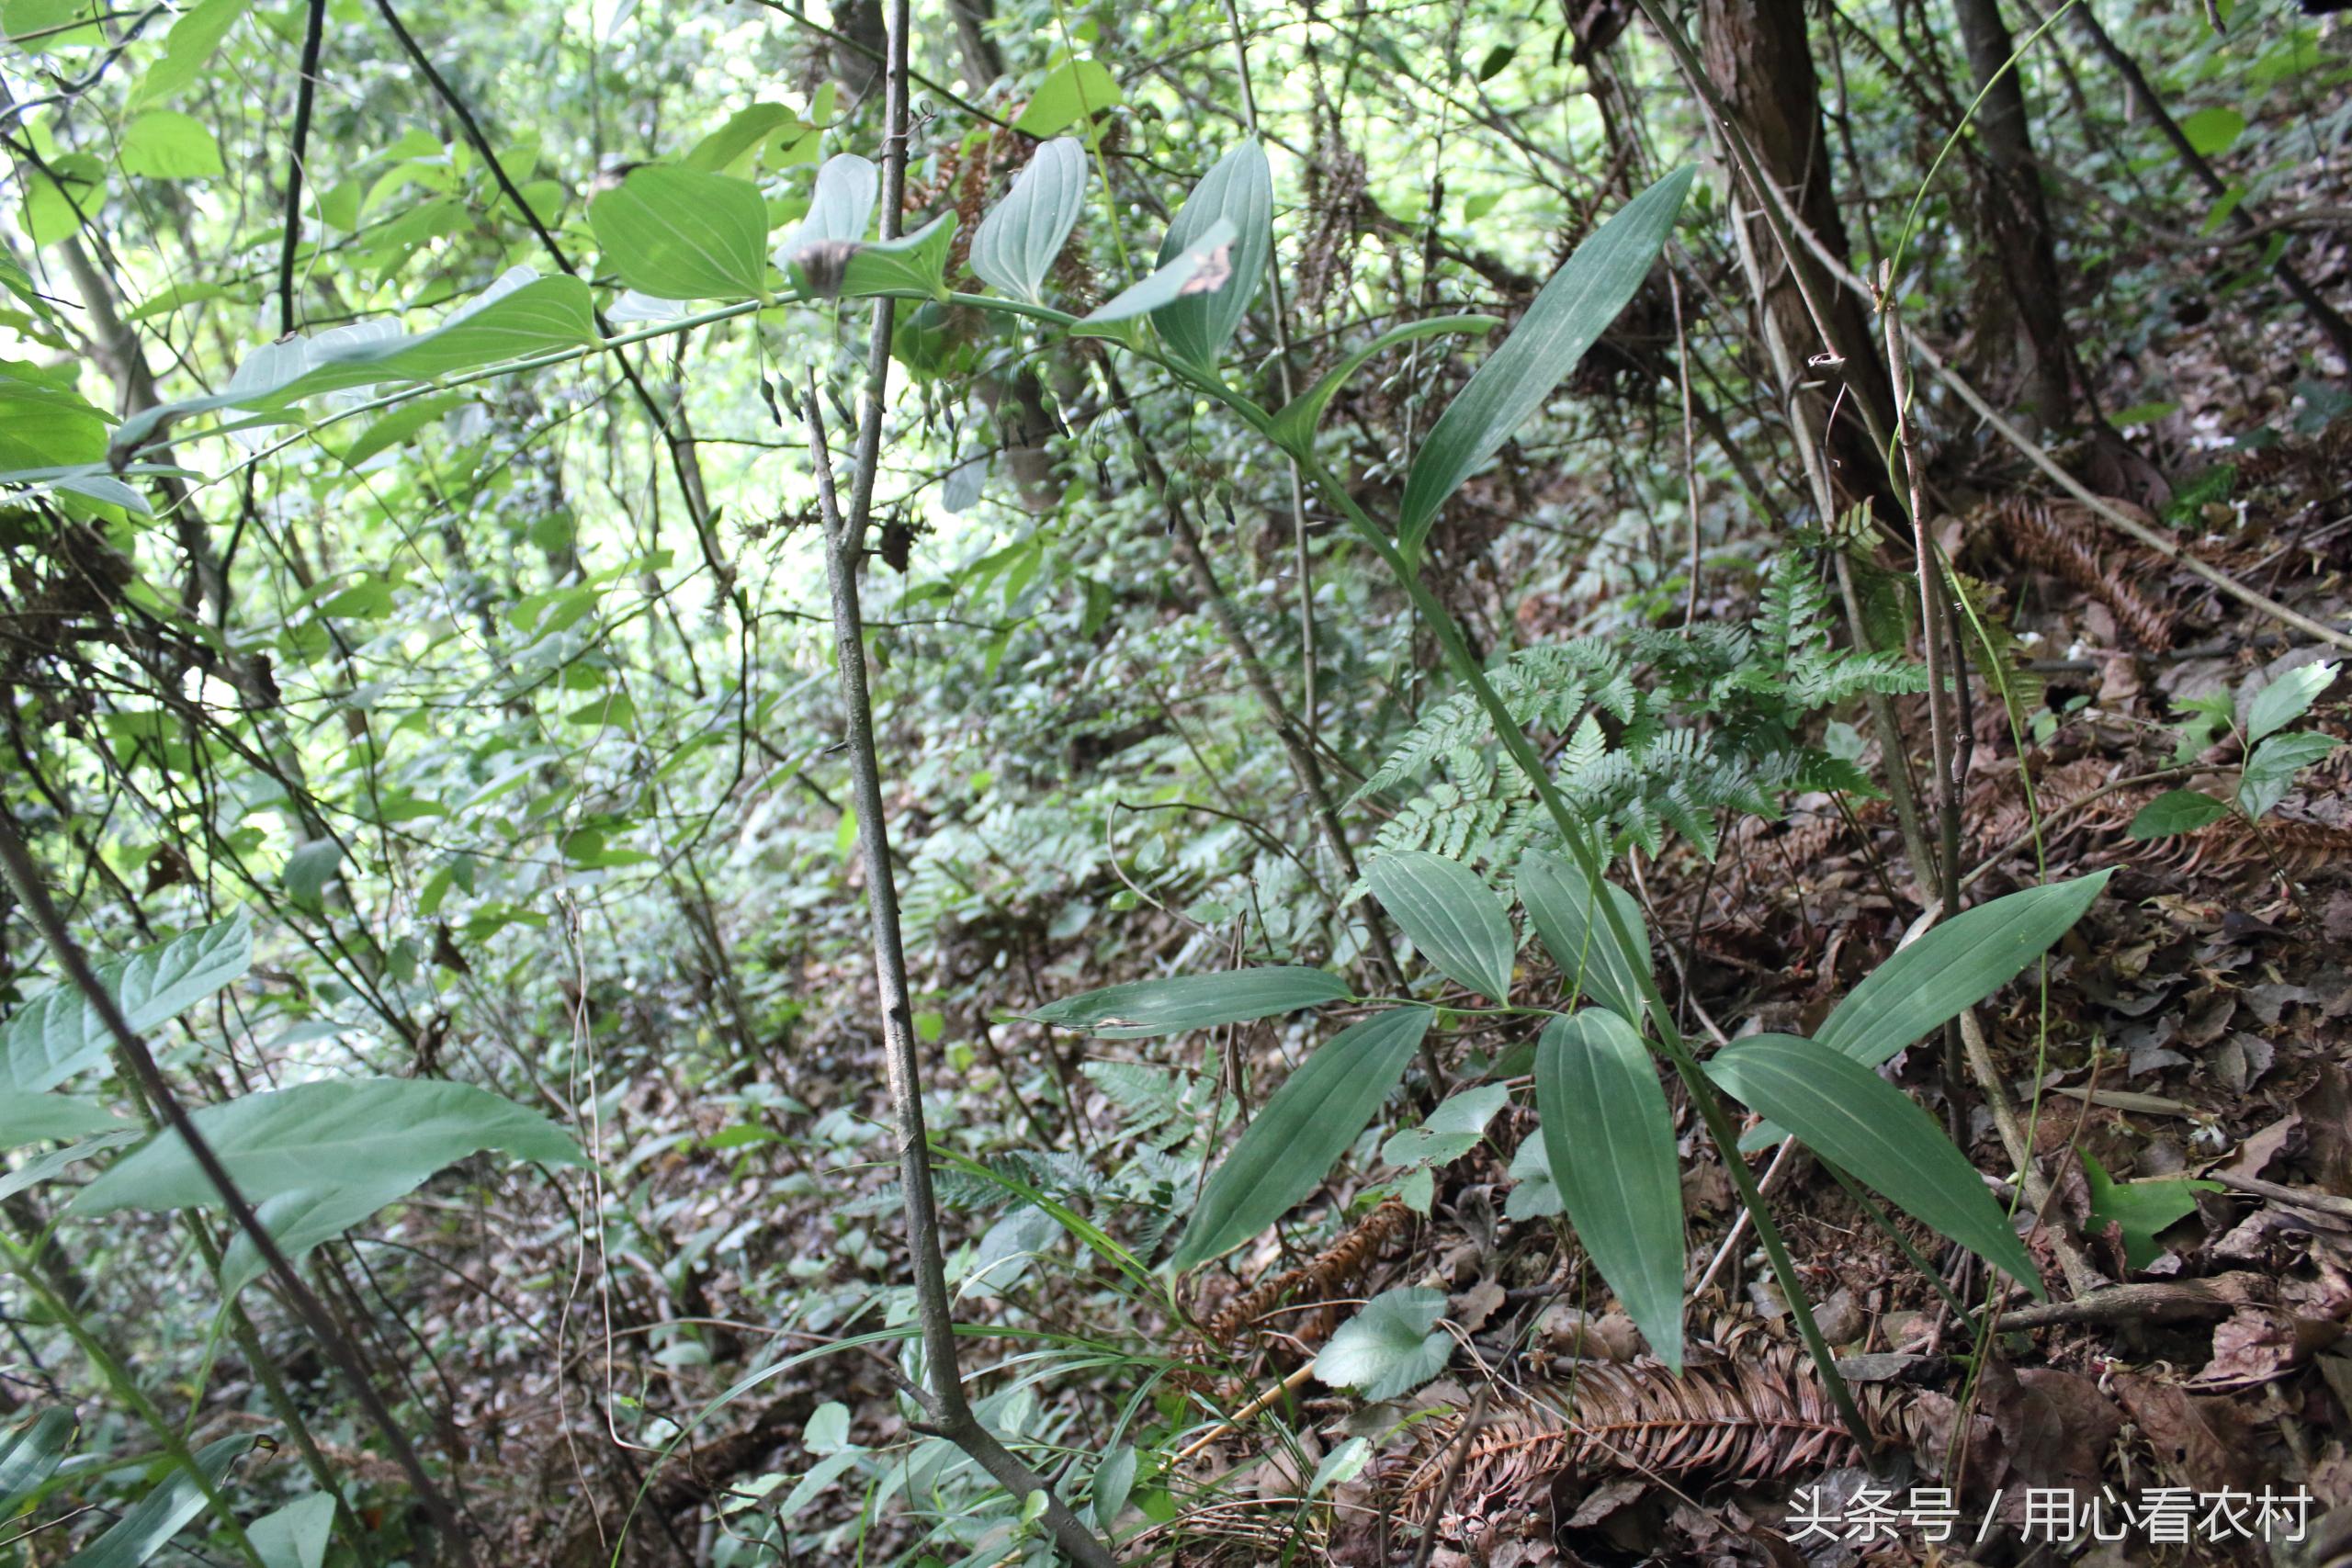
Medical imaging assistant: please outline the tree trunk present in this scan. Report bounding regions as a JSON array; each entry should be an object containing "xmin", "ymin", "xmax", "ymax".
[
  {"xmin": 1699, "ymin": 0, "xmax": 1896, "ymax": 513},
  {"xmin": 1951, "ymin": 0, "xmax": 2080, "ymax": 428}
]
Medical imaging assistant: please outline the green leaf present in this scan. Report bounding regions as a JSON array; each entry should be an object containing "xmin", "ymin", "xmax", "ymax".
[
  {"xmin": 280, "ymin": 839, "xmax": 342, "ymax": 907},
  {"xmin": 247, "ymin": 1493, "xmax": 335, "ymax": 1568},
  {"xmin": 684, "ymin": 102, "xmax": 810, "ymax": 175},
  {"xmin": 1313, "ymin": 1286, "xmax": 1452, "ymax": 1399},
  {"xmin": 2128, "ymin": 789, "xmax": 2231, "ymax": 840},
  {"xmin": 217, "ymin": 1172, "xmax": 422, "ymax": 1297},
  {"xmin": 2245, "ymin": 661, "xmax": 2336, "ymax": 745},
  {"xmin": 1170, "ymin": 1007, "xmax": 1432, "ymax": 1269},
  {"xmin": 2081, "ymin": 1151, "xmax": 2218, "ymax": 1271},
  {"xmin": 1269, "ymin": 315, "xmax": 1499, "ymax": 452},
  {"xmin": 1536, "ymin": 1011, "xmax": 1684, "ymax": 1370},
  {"xmin": 74, "ymin": 1076, "xmax": 585, "ymax": 1214},
  {"xmin": 112, "ymin": 272, "xmax": 597, "ymax": 458},
  {"xmin": 0, "ymin": 1408, "xmax": 74, "ymax": 1518},
  {"xmin": 2177, "ymin": 106, "xmax": 2245, "ymax": 156},
  {"xmin": 1365, "ymin": 850, "xmax": 1515, "ymax": 1000},
  {"xmin": 0, "ymin": 1131, "xmax": 139, "ymax": 1204},
  {"xmin": 1503, "ymin": 1134, "xmax": 1561, "ymax": 1219},
  {"xmin": 23, "ymin": 152, "xmax": 103, "ymax": 246},
  {"xmin": 1397, "ymin": 165, "xmax": 1693, "ymax": 552},
  {"xmin": 0, "ymin": 915, "xmax": 251, "ymax": 1094},
  {"xmin": 1815, "ymin": 872, "xmax": 2109, "ymax": 1067},
  {"xmin": 1012, "ymin": 58, "xmax": 1122, "ymax": 140},
  {"xmin": 970, "ymin": 138, "xmax": 1087, "ymax": 304},
  {"xmin": 1073, "ymin": 219, "xmax": 1237, "ymax": 335},
  {"xmin": 1517, "ymin": 847, "xmax": 1649, "ymax": 1027},
  {"xmin": 6, "ymin": 0, "xmax": 107, "ymax": 51},
  {"xmin": 836, "ymin": 212, "xmax": 957, "ymax": 303},
  {"xmin": 1382, "ymin": 1082, "xmax": 1508, "ymax": 1168},
  {"xmin": 2238, "ymin": 730, "xmax": 2338, "ymax": 819},
  {"xmin": 589, "ymin": 165, "xmax": 772, "ymax": 300},
  {"xmin": 1306, "ymin": 1437, "xmax": 1372, "ymax": 1497},
  {"xmin": 61, "ymin": 1432, "xmax": 254, "ymax": 1568},
  {"xmin": 1028, "ymin": 966, "xmax": 1348, "ymax": 1038},
  {"xmin": 777, "ymin": 152, "xmax": 877, "ymax": 257},
  {"xmin": 0, "ymin": 1093, "xmax": 123, "ymax": 1148},
  {"xmin": 1151, "ymin": 141, "xmax": 1269, "ymax": 371},
  {"xmin": 1705, "ymin": 1033, "xmax": 2042, "ymax": 1293},
  {"xmin": 1091, "ymin": 1445, "xmax": 1137, "ymax": 1525},
  {"xmin": 119, "ymin": 110, "xmax": 223, "ymax": 178},
  {"xmin": 128, "ymin": 0, "xmax": 249, "ymax": 107}
]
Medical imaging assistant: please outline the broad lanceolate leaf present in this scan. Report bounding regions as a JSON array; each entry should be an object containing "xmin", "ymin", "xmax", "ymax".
[
  {"xmin": 971, "ymin": 138, "xmax": 1087, "ymax": 303},
  {"xmin": 62, "ymin": 1433, "xmax": 254, "ymax": 1568},
  {"xmin": 589, "ymin": 165, "xmax": 772, "ymax": 300},
  {"xmin": 0, "ymin": 1093, "xmax": 124, "ymax": 1148},
  {"xmin": 835, "ymin": 212, "xmax": 957, "ymax": 303},
  {"xmin": 0, "ymin": 1408, "xmax": 74, "ymax": 1517},
  {"xmin": 1397, "ymin": 166, "xmax": 1694, "ymax": 553},
  {"xmin": 111, "ymin": 272, "xmax": 597, "ymax": 458},
  {"xmin": 1814, "ymin": 871, "xmax": 2109, "ymax": 1068},
  {"xmin": 0, "ymin": 914, "xmax": 250, "ymax": 1094},
  {"xmin": 1151, "ymin": 141, "xmax": 1270, "ymax": 370},
  {"xmin": 1269, "ymin": 315, "xmax": 1499, "ymax": 452},
  {"xmin": 1073, "ymin": 219, "xmax": 1237, "ymax": 336},
  {"xmin": 1365, "ymin": 850, "xmax": 1515, "ymax": 1001},
  {"xmin": 775, "ymin": 152, "xmax": 878, "ymax": 264},
  {"xmin": 1705, "ymin": 1033, "xmax": 2042, "ymax": 1293},
  {"xmin": 1012, "ymin": 58, "xmax": 1122, "ymax": 140},
  {"xmin": 0, "ymin": 1131, "xmax": 140, "ymax": 1205},
  {"xmin": 218, "ymin": 1173, "xmax": 422, "ymax": 1298},
  {"xmin": 1026, "ymin": 966, "xmax": 1349, "ymax": 1038},
  {"xmin": 1170, "ymin": 1007, "xmax": 1432, "ymax": 1269},
  {"xmin": 128, "ymin": 0, "xmax": 249, "ymax": 107},
  {"xmin": 1536, "ymin": 1011, "xmax": 1684, "ymax": 1370},
  {"xmin": 2128, "ymin": 789, "xmax": 2230, "ymax": 840},
  {"xmin": 1517, "ymin": 848, "xmax": 1650, "ymax": 1027},
  {"xmin": 1313, "ymin": 1286, "xmax": 1452, "ymax": 1400},
  {"xmin": 74, "ymin": 1077, "xmax": 585, "ymax": 1214},
  {"xmin": 246, "ymin": 1493, "xmax": 335, "ymax": 1568}
]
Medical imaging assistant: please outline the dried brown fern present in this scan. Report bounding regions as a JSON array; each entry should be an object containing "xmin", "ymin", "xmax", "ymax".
[
  {"xmin": 1993, "ymin": 496, "xmax": 2176, "ymax": 650},
  {"xmin": 1199, "ymin": 1200, "xmax": 1413, "ymax": 1347},
  {"xmin": 1389, "ymin": 1343, "xmax": 1939, "ymax": 1547}
]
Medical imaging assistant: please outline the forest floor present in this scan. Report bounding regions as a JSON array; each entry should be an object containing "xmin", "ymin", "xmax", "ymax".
[{"xmin": 487, "ymin": 252, "xmax": 2352, "ymax": 1568}]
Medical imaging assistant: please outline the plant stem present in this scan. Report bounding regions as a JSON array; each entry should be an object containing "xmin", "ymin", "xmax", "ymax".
[{"xmin": 796, "ymin": 5, "xmax": 1116, "ymax": 1560}]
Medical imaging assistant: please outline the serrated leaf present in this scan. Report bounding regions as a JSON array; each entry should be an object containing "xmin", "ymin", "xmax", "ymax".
[
  {"xmin": 1026, "ymin": 966, "xmax": 1349, "ymax": 1038},
  {"xmin": 0, "ymin": 915, "xmax": 251, "ymax": 1094},
  {"xmin": 2128, "ymin": 789, "xmax": 2231, "ymax": 840},
  {"xmin": 2238, "ymin": 730, "xmax": 2338, "ymax": 819},
  {"xmin": 1398, "ymin": 166, "xmax": 1692, "ymax": 552},
  {"xmin": 1365, "ymin": 850, "xmax": 1515, "ymax": 1000},
  {"xmin": 74, "ymin": 1076, "xmax": 584, "ymax": 1214},
  {"xmin": 1537, "ymin": 1011, "xmax": 1684, "ymax": 1370},
  {"xmin": 1706, "ymin": 1032, "xmax": 2042, "ymax": 1293},
  {"xmin": 1170, "ymin": 1007, "xmax": 1431, "ymax": 1269},
  {"xmin": 970, "ymin": 138, "xmax": 1087, "ymax": 303},
  {"xmin": 1314, "ymin": 1286, "xmax": 1451, "ymax": 1399},
  {"xmin": 2245, "ymin": 661, "xmax": 2336, "ymax": 743},
  {"xmin": 589, "ymin": 165, "xmax": 772, "ymax": 300},
  {"xmin": 1151, "ymin": 141, "xmax": 1269, "ymax": 370},
  {"xmin": 1269, "ymin": 314, "xmax": 1499, "ymax": 451},
  {"xmin": 1517, "ymin": 847, "xmax": 1649, "ymax": 1026}
]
